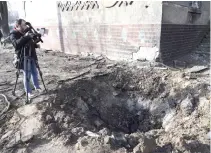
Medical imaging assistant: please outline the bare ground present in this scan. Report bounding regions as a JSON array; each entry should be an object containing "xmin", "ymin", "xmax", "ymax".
[{"xmin": 0, "ymin": 45, "xmax": 210, "ymax": 153}]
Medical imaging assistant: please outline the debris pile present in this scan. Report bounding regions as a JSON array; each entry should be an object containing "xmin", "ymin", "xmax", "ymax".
[{"xmin": 0, "ymin": 45, "xmax": 210, "ymax": 153}]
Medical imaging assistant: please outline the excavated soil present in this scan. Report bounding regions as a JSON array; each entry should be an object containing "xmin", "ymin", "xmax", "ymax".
[{"xmin": 0, "ymin": 45, "xmax": 210, "ymax": 153}]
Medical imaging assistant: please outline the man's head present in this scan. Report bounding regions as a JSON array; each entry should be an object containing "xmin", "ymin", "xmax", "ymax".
[{"xmin": 15, "ymin": 19, "xmax": 28, "ymax": 32}]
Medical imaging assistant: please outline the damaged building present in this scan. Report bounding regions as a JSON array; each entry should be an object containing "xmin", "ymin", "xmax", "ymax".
[
  {"xmin": 0, "ymin": 1, "xmax": 210, "ymax": 153},
  {"xmin": 11, "ymin": 1, "xmax": 210, "ymax": 62}
]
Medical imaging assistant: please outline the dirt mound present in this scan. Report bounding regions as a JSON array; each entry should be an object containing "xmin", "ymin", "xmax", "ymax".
[
  {"xmin": 0, "ymin": 49, "xmax": 209, "ymax": 153},
  {"xmin": 34, "ymin": 66, "xmax": 208, "ymax": 153}
]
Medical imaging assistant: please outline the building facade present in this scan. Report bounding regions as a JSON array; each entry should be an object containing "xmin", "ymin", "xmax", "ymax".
[{"xmin": 11, "ymin": 1, "xmax": 210, "ymax": 62}]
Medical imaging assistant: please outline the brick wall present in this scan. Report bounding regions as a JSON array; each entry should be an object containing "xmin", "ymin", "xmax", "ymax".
[
  {"xmin": 53, "ymin": 24, "xmax": 161, "ymax": 60},
  {"xmin": 22, "ymin": 1, "xmax": 162, "ymax": 61},
  {"xmin": 160, "ymin": 24, "xmax": 209, "ymax": 61},
  {"xmin": 160, "ymin": 1, "xmax": 210, "ymax": 62},
  {"xmin": 9, "ymin": 1, "xmax": 210, "ymax": 62}
]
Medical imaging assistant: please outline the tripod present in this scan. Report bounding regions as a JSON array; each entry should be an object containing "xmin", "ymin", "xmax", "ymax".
[{"xmin": 12, "ymin": 42, "xmax": 47, "ymax": 104}]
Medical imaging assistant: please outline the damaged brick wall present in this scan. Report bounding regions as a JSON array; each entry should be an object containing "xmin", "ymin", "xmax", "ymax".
[
  {"xmin": 56, "ymin": 1, "xmax": 162, "ymax": 60},
  {"xmin": 10, "ymin": 1, "xmax": 210, "ymax": 61},
  {"xmin": 56, "ymin": 24, "xmax": 161, "ymax": 60},
  {"xmin": 23, "ymin": 1, "xmax": 162, "ymax": 60},
  {"xmin": 160, "ymin": 1, "xmax": 210, "ymax": 62}
]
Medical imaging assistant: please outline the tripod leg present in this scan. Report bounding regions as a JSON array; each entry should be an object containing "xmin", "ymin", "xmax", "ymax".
[
  {"xmin": 39, "ymin": 69, "xmax": 47, "ymax": 93},
  {"xmin": 36, "ymin": 61, "xmax": 47, "ymax": 92},
  {"xmin": 12, "ymin": 70, "xmax": 20, "ymax": 96},
  {"xmin": 25, "ymin": 57, "xmax": 29, "ymax": 104}
]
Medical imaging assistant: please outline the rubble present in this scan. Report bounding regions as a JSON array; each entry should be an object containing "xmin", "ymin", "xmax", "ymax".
[
  {"xmin": 186, "ymin": 66, "xmax": 209, "ymax": 73},
  {"xmin": 132, "ymin": 134, "xmax": 157, "ymax": 153},
  {"xmin": 85, "ymin": 131, "xmax": 100, "ymax": 137},
  {"xmin": 180, "ymin": 95, "xmax": 194, "ymax": 116},
  {"xmin": 98, "ymin": 128, "xmax": 111, "ymax": 137},
  {"xmin": 0, "ymin": 130, "xmax": 13, "ymax": 141},
  {"xmin": 16, "ymin": 148, "xmax": 29, "ymax": 153},
  {"xmin": 17, "ymin": 104, "xmax": 39, "ymax": 117},
  {"xmin": 19, "ymin": 115, "xmax": 43, "ymax": 139},
  {"xmin": 162, "ymin": 109, "xmax": 177, "ymax": 132},
  {"xmin": 127, "ymin": 133, "xmax": 144, "ymax": 148},
  {"xmin": 71, "ymin": 127, "xmax": 85, "ymax": 137},
  {"xmin": 0, "ymin": 45, "xmax": 210, "ymax": 153}
]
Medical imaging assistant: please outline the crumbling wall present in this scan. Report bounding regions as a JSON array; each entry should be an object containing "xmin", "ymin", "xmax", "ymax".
[
  {"xmin": 22, "ymin": 1, "xmax": 162, "ymax": 61},
  {"xmin": 160, "ymin": 1, "xmax": 210, "ymax": 62}
]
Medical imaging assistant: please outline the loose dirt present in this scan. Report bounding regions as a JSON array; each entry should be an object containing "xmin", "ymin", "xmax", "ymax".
[{"xmin": 0, "ymin": 45, "xmax": 210, "ymax": 153}]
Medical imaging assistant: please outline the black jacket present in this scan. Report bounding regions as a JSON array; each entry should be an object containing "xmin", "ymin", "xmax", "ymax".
[
  {"xmin": 10, "ymin": 29, "xmax": 39, "ymax": 69},
  {"xmin": 0, "ymin": 30, "xmax": 3, "ymax": 40}
]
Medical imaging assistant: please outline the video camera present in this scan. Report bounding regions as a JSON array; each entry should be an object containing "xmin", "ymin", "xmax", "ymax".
[{"xmin": 25, "ymin": 22, "xmax": 43, "ymax": 44}]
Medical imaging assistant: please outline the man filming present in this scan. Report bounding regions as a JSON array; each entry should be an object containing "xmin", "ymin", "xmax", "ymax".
[{"xmin": 10, "ymin": 19, "xmax": 42, "ymax": 100}]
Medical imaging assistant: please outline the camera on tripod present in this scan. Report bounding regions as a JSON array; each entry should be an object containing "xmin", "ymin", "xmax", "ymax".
[{"xmin": 25, "ymin": 22, "xmax": 43, "ymax": 44}]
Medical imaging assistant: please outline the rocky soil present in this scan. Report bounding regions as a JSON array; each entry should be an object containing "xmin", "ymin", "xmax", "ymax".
[{"xmin": 0, "ymin": 44, "xmax": 210, "ymax": 153}]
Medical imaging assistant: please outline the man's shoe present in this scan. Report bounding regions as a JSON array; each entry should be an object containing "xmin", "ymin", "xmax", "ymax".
[
  {"xmin": 35, "ymin": 88, "xmax": 43, "ymax": 93},
  {"xmin": 28, "ymin": 93, "xmax": 35, "ymax": 99}
]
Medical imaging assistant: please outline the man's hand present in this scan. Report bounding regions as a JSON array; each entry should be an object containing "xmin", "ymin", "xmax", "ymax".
[
  {"xmin": 25, "ymin": 32, "xmax": 35, "ymax": 39},
  {"xmin": 25, "ymin": 22, "xmax": 32, "ymax": 26}
]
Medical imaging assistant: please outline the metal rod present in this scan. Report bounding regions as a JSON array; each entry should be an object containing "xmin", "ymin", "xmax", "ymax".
[{"xmin": 35, "ymin": 61, "xmax": 47, "ymax": 92}]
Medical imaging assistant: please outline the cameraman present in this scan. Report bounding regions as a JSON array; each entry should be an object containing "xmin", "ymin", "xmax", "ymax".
[{"xmin": 10, "ymin": 19, "xmax": 41, "ymax": 99}]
